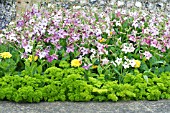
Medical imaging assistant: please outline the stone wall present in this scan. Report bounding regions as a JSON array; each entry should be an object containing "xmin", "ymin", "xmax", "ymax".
[
  {"xmin": 15, "ymin": 0, "xmax": 170, "ymax": 16},
  {"xmin": 0, "ymin": 0, "xmax": 170, "ymax": 29},
  {"xmin": 0, "ymin": 0, "xmax": 16, "ymax": 29}
]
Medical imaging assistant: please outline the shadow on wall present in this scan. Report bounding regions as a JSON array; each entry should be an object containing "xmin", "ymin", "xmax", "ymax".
[{"xmin": 16, "ymin": 0, "xmax": 51, "ymax": 18}]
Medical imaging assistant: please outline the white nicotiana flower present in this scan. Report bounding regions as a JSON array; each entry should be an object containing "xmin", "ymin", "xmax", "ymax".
[
  {"xmin": 116, "ymin": 37, "xmax": 122, "ymax": 46},
  {"xmin": 116, "ymin": 21, "xmax": 121, "ymax": 26},
  {"xmin": 130, "ymin": 46, "xmax": 135, "ymax": 52},
  {"xmin": 47, "ymin": 4, "xmax": 52, "ymax": 8},
  {"xmin": 117, "ymin": 1, "xmax": 124, "ymax": 7},
  {"xmin": 129, "ymin": 59, "xmax": 136, "ymax": 67},
  {"xmin": 124, "ymin": 56, "xmax": 129, "ymax": 61},
  {"xmin": 122, "ymin": 62, "xmax": 130, "ymax": 69},
  {"xmin": 105, "ymin": 16, "xmax": 110, "ymax": 22},
  {"xmin": 106, "ymin": 29, "xmax": 111, "ymax": 36},
  {"xmin": 110, "ymin": 61, "xmax": 117, "ymax": 67},
  {"xmin": 2, "ymin": 29, "xmax": 7, "ymax": 33},
  {"xmin": 33, "ymin": 4, "xmax": 38, "ymax": 10},
  {"xmin": 115, "ymin": 9, "xmax": 121, "ymax": 14},
  {"xmin": 0, "ymin": 38, "xmax": 3, "ymax": 43},
  {"xmin": 90, "ymin": 49, "xmax": 96, "ymax": 54},
  {"xmin": 8, "ymin": 33, "xmax": 17, "ymax": 41},
  {"xmin": 51, "ymin": 13, "xmax": 55, "ymax": 16},
  {"xmin": 51, "ymin": 4, "xmax": 55, "ymax": 9},
  {"xmin": 28, "ymin": 32, "xmax": 34, "ymax": 38},
  {"xmin": 98, "ymin": 50, "xmax": 104, "ymax": 55},
  {"xmin": 73, "ymin": 6, "xmax": 81, "ymax": 10},
  {"xmin": 124, "ymin": 17, "xmax": 128, "ymax": 20},
  {"xmin": 90, "ymin": 54, "xmax": 95, "ymax": 60},
  {"xmin": 132, "ymin": 21, "xmax": 138, "ymax": 28},
  {"xmin": 96, "ymin": 28, "xmax": 102, "ymax": 35},
  {"xmin": 115, "ymin": 58, "xmax": 122, "ymax": 65},
  {"xmin": 110, "ymin": 0, "xmax": 116, "ymax": 5},
  {"xmin": 9, "ymin": 22, "xmax": 15, "ymax": 25},
  {"xmin": 78, "ymin": 55, "xmax": 83, "ymax": 61},
  {"xmin": 122, "ymin": 43, "xmax": 135, "ymax": 53},
  {"xmin": 80, "ymin": 0, "xmax": 86, "ymax": 4},
  {"xmin": 99, "ymin": 12, "xmax": 105, "ymax": 18},
  {"xmin": 29, "ymin": 19, "xmax": 35, "ymax": 24},
  {"xmin": 24, "ymin": 44, "xmax": 33, "ymax": 53},
  {"xmin": 21, "ymin": 35, "xmax": 25, "ymax": 40},
  {"xmin": 104, "ymin": 49, "xmax": 108, "ymax": 55},
  {"xmin": 15, "ymin": 27, "xmax": 22, "ymax": 31},
  {"xmin": 39, "ymin": 51, "xmax": 47, "ymax": 59},
  {"xmin": 135, "ymin": 1, "xmax": 142, "ymax": 8},
  {"xmin": 0, "ymin": 34, "xmax": 4, "ymax": 38},
  {"xmin": 143, "ymin": 28, "xmax": 150, "ymax": 34},
  {"xmin": 122, "ymin": 46, "xmax": 129, "ymax": 54},
  {"xmin": 92, "ymin": 7, "xmax": 98, "ymax": 12},
  {"xmin": 126, "ymin": 1, "xmax": 134, "ymax": 8},
  {"xmin": 132, "ymin": 30, "xmax": 137, "ymax": 36},
  {"xmin": 121, "ymin": 9, "xmax": 127, "ymax": 15}
]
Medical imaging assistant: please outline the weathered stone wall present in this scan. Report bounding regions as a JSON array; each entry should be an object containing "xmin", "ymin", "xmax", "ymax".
[{"xmin": 0, "ymin": 0, "xmax": 16, "ymax": 29}]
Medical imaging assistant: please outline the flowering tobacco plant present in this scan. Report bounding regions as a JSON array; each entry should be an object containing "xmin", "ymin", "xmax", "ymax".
[{"xmin": 0, "ymin": 4, "xmax": 170, "ymax": 82}]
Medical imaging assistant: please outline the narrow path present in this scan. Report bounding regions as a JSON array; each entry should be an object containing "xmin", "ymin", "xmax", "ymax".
[{"xmin": 0, "ymin": 100, "xmax": 170, "ymax": 113}]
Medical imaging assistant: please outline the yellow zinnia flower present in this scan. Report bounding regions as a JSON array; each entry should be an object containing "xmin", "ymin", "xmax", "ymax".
[
  {"xmin": 134, "ymin": 60, "xmax": 141, "ymax": 68},
  {"xmin": 92, "ymin": 65, "xmax": 98, "ymax": 69},
  {"xmin": 99, "ymin": 38, "xmax": 105, "ymax": 43},
  {"xmin": 28, "ymin": 55, "xmax": 38, "ymax": 62},
  {"xmin": 0, "ymin": 52, "xmax": 12, "ymax": 59},
  {"xmin": 110, "ymin": 31, "xmax": 113, "ymax": 35},
  {"xmin": 71, "ymin": 59, "xmax": 81, "ymax": 67}
]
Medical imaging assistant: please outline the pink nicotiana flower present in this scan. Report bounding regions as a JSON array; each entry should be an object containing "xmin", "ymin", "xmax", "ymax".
[
  {"xmin": 143, "ymin": 51, "xmax": 152, "ymax": 60},
  {"xmin": 17, "ymin": 20, "xmax": 25, "ymax": 27},
  {"xmin": 46, "ymin": 54, "xmax": 58, "ymax": 62},
  {"xmin": 66, "ymin": 45, "xmax": 74, "ymax": 53},
  {"xmin": 101, "ymin": 58, "xmax": 109, "ymax": 65},
  {"xmin": 80, "ymin": 47, "xmax": 89, "ymax": 56},
  {"xmin": 128, "ymin": 35, "xmax": 136, "ymax": 42},
  {"xmin": 151, "ymin": 39, "xmax": 158, "ymax": 48},
  {"xmin": 82, "ymin": 64, "xmax": 92, "ymax": 70}
]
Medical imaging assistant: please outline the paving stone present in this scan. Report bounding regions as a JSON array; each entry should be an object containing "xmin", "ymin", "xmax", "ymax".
[{"xmin": 0, "ymin": 100, "xmax": 170, "ymax": 113}]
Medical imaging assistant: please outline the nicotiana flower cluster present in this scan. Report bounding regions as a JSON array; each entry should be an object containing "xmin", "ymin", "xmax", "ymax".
[{"xmin": 0, "ymin": 4, "xmax": 169, "ymax": 70}]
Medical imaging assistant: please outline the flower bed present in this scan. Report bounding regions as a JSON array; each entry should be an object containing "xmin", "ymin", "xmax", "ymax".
[{"xmin": 0, "ymin": 4, "xmax": 170, "ymax": 102}]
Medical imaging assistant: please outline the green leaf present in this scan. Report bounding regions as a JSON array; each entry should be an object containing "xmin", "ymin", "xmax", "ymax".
[
  {"xmin": 37, "ymin": 65, "xmax": 42, "ymax": 74},
  {"xmin": 149, "ymin": 56, "xmax": 157, "ymax": 66},
  {"xmin": 143, "ymin": 75, "xmax": 148, "ymax": 83},
  {"xmin": 61, "ymin": 55, "xmax": 70, "ymax": 61},
  {"xmin": 152, "ymin": 61, "xmax": 164, "ymax": 66},
  {"xmin": 140, "ymin": 62, "xmax": 149, "ymax": 71},
  {"xmin": 113, "ymin": 68, "xmax": 121, "ymax": 76},
  {"xmin": 85, "ymin": 57, "xmax": 91, "ymax": 64},
  {"xmin": 97, "ymin": 65, "xmax": 103, "ymax": 75},
  {"xmin": 165, "ymin": 65, "xmax": 170, "ymax": 72},
  {"xmin": 92, "ymin": 58, "xmax": 98, "ymax": 64}
]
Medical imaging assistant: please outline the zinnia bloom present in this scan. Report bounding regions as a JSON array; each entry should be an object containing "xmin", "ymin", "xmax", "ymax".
[
  {"xmin": 28, "ymin": 55, "xmax": 38, "ymax": 62},
  {"xmin": 134, "ymin": 60, "xmax": 141, "ymax": 68},
  {"xmin": 0, "ymin": 52, "xmax": 12, "ymax": 59},
  {"xmin": 92, "ymin": 65, "xmax": 98, "ymax": 69},
  {"xmin": 99, "ymin": 38, "xmax": 105, "ymax": 43},
  {"xmin": 71, "ymin": 59, "xmax": 81, "ymax": 67}
]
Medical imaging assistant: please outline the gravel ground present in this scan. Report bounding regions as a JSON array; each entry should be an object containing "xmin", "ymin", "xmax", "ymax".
[{"xmin": 0, "ymin": 100, "xmax": 170, "ymax": 113}]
